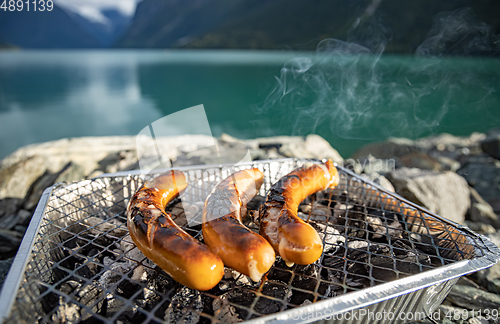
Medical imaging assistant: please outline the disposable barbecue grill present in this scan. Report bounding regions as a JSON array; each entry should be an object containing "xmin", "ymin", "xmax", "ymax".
[{"xmin": 0, "ymin": 158, "xmax": 498, "ymax": 324}]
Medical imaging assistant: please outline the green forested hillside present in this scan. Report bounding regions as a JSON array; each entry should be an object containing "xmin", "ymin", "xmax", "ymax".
[{"xmin": 116, "ymin": 0, "xmax": 500, "ymax": 55}]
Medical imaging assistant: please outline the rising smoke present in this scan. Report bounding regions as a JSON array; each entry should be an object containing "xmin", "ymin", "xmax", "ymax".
[{"xmin": 252, "ymin": 7, "xmax": 499, "ymax": 144}]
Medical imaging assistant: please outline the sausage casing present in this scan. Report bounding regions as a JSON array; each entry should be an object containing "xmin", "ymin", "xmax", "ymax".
[
  {"xmin": 259, "ymin": 160, "xmax": 339, "ymax": 266},
  {"xmin": 127, "ymin": 170, "xmax": 224, "ymax": 291},
  {"xmin": 202, "ymin": 168, "xmax": 275, "ymax": 282}
]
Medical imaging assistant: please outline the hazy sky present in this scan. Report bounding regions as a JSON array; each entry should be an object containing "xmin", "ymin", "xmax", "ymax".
[{"xmin": 54, "ymin": 0, "xmax": 140, "ymax": 22}]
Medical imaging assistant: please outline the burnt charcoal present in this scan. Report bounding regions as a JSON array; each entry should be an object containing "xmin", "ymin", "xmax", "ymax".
[
  {"xmin": 369, "ymin": 257, "xmax": 399, "ymax": 281},
  {"xmin": 225, "ymin": 288, "xmax": 256, "ymax": 308},
  {"xmin": 246, "ymin": 195, "xmax": 265, "ymax": 212},
  {"xmin": 217, "ymin": 289, "xmax": 253, "ymax": 320},
  {"xmin": 261, "ymin": 281, "xmax": 288, "ymax": 300},
  {"xmin": 75, "ymin": 263, "xmax": 92, "ymax": 279},
  {"xmin": 254, "ymin": 296, "xmax": 283, "ymax": 315},
  {"xmin": 309, "ymin": 223, "xmax": 345, "ymax": 254},
  {"xmin": 267, "ymin": 268, "xmax": 292, "ymax": 284},
  {"xmin": 344, "ymin": 276, "xmax": 367, "ymax": 289},
  {"xmin": 294, "ymin": 264, "xmax": 319, "ymax": 277},
  {"xmin": 291, "ymin": 275, "xmax": 317, "ymax": 292},
  {"xmin": 115, "ymin": 306, "xmax": 146, "ymax": 324},
  {"xmin": 164, "ymin": 287, "xmax": 203, "ymax": 324},
  {"xmin": 317, "ymin": 280, "xmax": 341, "ymax": 297},
  {"xmin": 288, "ymin": 290, "xmax": 314, "ymax": 306},
  {"xmin": 212, "ymin": 297, "xmax": 243, "ymax": 323},
  {"xmin": 116, "ymin": 278, "xmax": 142, "ymax": 299}
]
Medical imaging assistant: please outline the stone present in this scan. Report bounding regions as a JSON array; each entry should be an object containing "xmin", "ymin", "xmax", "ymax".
[
  {"xmin": 359, "ymin": 172, "xmax": 395, "ymax": 192},
  {"xmin": 467, "ymin": 187, "xmax": 500, "ymax": 228},
  {"xmin": 0, "ymin": 258, "xmax": 13, "ymax": 288},
  {"xmin": 386, "ymin": 168, "xmax": 470, "ymax": 224},
  {"xmin": 447, "ymin": 284, "xmax": 500, "ymax": 310},
  {"xmin": 399, "ymin": 151, "xmax": 443, "ymax": 171},
  {"xmin": 0, "ymin": 229, "xmax": 23, "ymax": 257},
  {"xmin": 24, "ymin": 162, "xmax": 85, "ymax": 210},
  {"xmin": 0, "ymin": 135, "xmax": 216, "ymax": 200},
  {"xmin": 481, "ymin": 129, "xmax": 500, "ymax": 160},
  {"xmin": 457, "ymin": 157, "xmax": 500, "ymax": 214},
  {"xmin": 463, "ymin": 221, "xmax": 496, "ymax": 234},
  {"xmin": 0, "ymin": 155, "xmax": 49, "ymax": 200},
  {"xmin": 469, "ymin": 261, "xmax": 500, "ymax": 295},
  {"xmin": 351, "ymin": 137, "xmax": 417, "ymax": 160}
]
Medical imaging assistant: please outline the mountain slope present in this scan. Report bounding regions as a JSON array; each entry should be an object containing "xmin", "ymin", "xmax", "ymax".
[
  {"xmin": 116, "ymin": 0, "xmax": 500, "ymax": 54},
  {"xmin": 0, "ymin": 4, "xmax": 101, "ymax": 48}
]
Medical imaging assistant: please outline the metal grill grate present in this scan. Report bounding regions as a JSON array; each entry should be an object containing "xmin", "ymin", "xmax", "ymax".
[{"xmin": 1, "ymin": 158, "xmax": 496, "ymax": 324}]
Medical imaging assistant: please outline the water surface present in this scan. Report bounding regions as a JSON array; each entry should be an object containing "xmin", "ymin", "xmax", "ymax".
[{"xmin": 0, "ymin": 50, "xmax": 499, "ymax": 159}]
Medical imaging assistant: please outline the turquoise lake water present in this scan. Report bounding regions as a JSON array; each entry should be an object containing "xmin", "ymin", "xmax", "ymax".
[{"xmin": 0, "ymin": 50, "xmax": 499, "ymax": 159}]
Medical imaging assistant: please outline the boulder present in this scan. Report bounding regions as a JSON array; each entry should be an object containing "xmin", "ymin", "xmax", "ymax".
[
  {"xmin": 386, "ymin": 168, "xmax": 470, "ymax": 224},
  {"xmin": 457, "ymin": 156, "xmax": 500, "ymax": 214},
  {"xmin": 351, "ymin": 137, "xmax": 417, "ymax": 160},
  {"xmin": 24, "ymin": 162, "xmax": 85, "ymax": 210},
  {"xmin": 467, "ymin": 187, "xmax": 500, "ymax": 228},
  {"xmin": 481, "ymin": 129, "xmax": 500, "ymax": 160},
  {"xmin": 360, "ymin": 172, "xmax": 395, "ymax": 192}
]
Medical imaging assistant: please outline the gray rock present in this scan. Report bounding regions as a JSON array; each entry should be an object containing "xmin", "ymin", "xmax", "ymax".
[
  {"xmin": 386, "ymin": 168, "xmax": 470, "ymax": 224},
  {"xmin": 221, "ymin": 133, "xmax": 343, "ymax": 163},
  {"xmin": 0, "ymin": 258, "xmax": 13, "ymax": 288},
  {"xmin": 0, "ymin": 155, "xmax": 49, "ymax": 200},
  {"xmin": 481, "ymin": 129, "xmax": 500, "ymax": 160},
  {"xmin": 351, "ymin": 137, "xmax": 417, "ymax": 160},
  {"xmin": 399, "ymin": 151, "xmax": 444, "ymax": 171},
  {"xmin": 457, "ymin": 157, "xmax": 500, "ymax": 214},
  {"xmin": 463, "ymin": 221, "xmax": 496, "ymax": 234},
  {"xmin": 24, "ymin": 162, "xmax": 85, "ymax": 210},
  {"xmin": 447, "ymin": 284, "xmax": 500, "ymax": 311},
  {"xmin": 467, "ymin": 187, "xmax": 500, "ymax": 228},
  {"xmin": 0, "ymin": 229, "xmax": 23, "ymax": 256},
  {"xmin": 360, "ymin": 172, "xmax": 395, "ymax": 192},
  {"xmin": 469, "ymin": 261, "xmax": 500, "ymax": 295}
]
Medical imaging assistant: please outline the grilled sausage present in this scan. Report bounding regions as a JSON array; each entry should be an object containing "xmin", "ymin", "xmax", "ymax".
[
  {"xmin": 127, "ymin": 170, "xmax": 224, "ymax": 291},
  {"xmin": 202, "ymin": 168, "xmax": 275, "ymax": 282},
  {"xmin": 259, "ymin": 160, "xmax": 339, "ymax": 266}
]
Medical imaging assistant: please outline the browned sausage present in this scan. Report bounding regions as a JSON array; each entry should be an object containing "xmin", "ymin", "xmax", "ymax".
[
  {"xmin": 127, "ymin": 170, "xmax": 224, "ymax": 291},
  {"xmin": 259, "ymin": 160, "xmax": 339, "ymax": 266},
  {"xmin": 202, "ymin": 168, "xmax": 275, "ymax": 282}
]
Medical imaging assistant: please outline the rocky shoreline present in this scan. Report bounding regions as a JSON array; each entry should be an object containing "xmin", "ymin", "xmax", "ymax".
[{"xmin": 1, "ymin": 130, "xmax": 499, "ymax": 323}]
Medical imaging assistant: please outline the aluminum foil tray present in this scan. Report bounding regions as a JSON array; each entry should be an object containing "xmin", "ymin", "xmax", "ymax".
[{"xmin": 0, "ymin": 158, "xmax": 499, "ymax": 324}]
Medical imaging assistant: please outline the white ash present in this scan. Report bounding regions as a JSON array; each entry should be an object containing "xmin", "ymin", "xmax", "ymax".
[
  {"xmin": 347, "ymin": 240, "xmax": 369, "ymax": 250},
  {"xmin": 309, "ymin": 222, "xmax": 345, "ymax": 254},
  {"xmin": 366, "ymin": 215, "xmax": 385, "ymax": 238},
  {"xmin": 51, "ymin": 298, "xmax": 80, "ymax": 324},
  {"xmin": 99, "ymin": 257, "xmax": 133, "ymax": 288},
  {"xmin": 299, "ymin": 202, "xmax": 332, "ymax": 222},
  {"xmin": 333, "ymin": 202, "xmax": 353, "ymax": 219},
  {"xmin": 84, "ymin": 217, "xmax": 128, "ymax": 237},
  {"xmin": 223, "ymin": 268, "xmax": 253, "ymax": 287},
  {"xmin": 120, "ymin": 235, "xmax": 156, "ymax": 270},
  {"xmin": 213, "ymin": 298, "xmax": 243, "ymax": 323},
  {"xmin": 164, "ymin": 287, "xmax": 203, "ymax": 324}
]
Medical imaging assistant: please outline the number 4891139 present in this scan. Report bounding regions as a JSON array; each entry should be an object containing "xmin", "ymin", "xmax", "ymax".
[{"xmin": 1, "ymin": 0, "xmax": 54, "ymax": 11}]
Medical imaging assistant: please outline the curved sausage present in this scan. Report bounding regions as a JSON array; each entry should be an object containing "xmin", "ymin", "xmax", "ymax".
[
  {"xmin": 202, "ymin": 168, "xmax": 275, "ymax": 282},
  {"xmin": 259, "ymin": 159, "xmax": 339, "ymax": 266},
  {"xmin": 127, "ymin": 170, "xmax": 224, "ymax": 291}
]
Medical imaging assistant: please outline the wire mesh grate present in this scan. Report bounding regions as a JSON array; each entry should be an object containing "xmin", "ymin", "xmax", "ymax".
[{"xmin": 3, "ymin": 159, "xmax": 488, "ymax": 323}]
